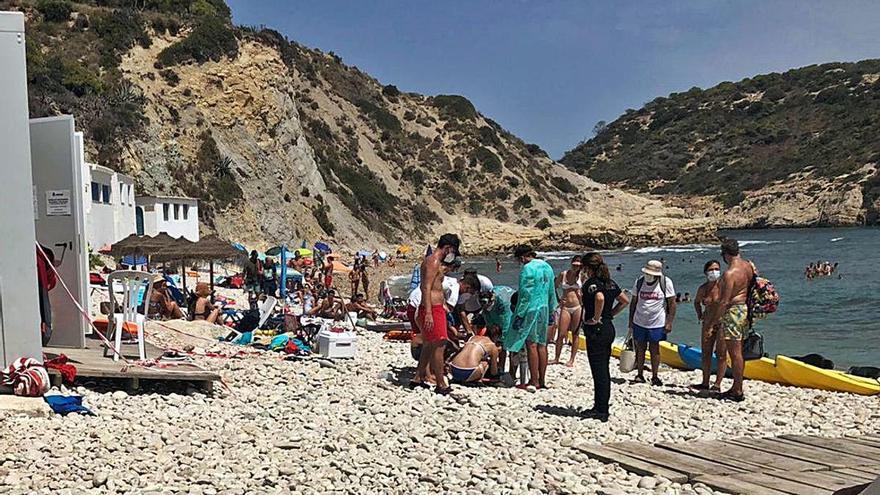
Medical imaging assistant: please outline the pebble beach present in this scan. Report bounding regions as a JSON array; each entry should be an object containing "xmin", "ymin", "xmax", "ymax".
[{"xmin": 1, "ymin": 322, "xmax": 879, "ymax": 495}]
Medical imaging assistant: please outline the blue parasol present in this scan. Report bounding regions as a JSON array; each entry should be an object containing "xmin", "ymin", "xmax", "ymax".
[{"xmin": 314, "ymin": 241, "xmax": 332, "ymax": 253}]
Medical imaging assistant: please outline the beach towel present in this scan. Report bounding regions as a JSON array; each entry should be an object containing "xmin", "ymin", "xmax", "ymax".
[
  {"xmin": 44, "ymin": 354, "xmax": 77, "ymax": 384},
  {"xmin": 1, "ymin": 357, "xmax": 50, "ymax": 397},
  {"xmin": 44, "ymin": 395, "xmax": 94, "ymax": 416}
]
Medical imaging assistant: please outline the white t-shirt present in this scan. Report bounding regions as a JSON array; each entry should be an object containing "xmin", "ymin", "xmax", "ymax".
[
  {"xmin": 408, "ymin": 276, "xmax": 459, "ymax": 308},
  {"xmin": 456, "ymin": 274, "xmax": 494, "ymax": 312},
  {"xmin": 632, "ymin": 276, "xmax": 675, "ymax": 328}
]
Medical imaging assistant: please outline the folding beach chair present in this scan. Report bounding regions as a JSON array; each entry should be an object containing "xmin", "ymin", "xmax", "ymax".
[{"xmin": 105, "ymin": 270, "xmax": 154, "ymax": 362}]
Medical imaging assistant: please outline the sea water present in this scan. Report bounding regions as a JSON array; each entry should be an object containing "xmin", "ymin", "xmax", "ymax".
[{"xmin": 393, "ymin": 227, "xmax": 880, "ymax": 368}]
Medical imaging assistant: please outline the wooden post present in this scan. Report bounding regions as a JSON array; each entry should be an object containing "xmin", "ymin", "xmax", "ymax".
[
  {"xmin": 181, "ymin": 259, "xmax": 187, "ymax": 293},
  {"xmin": 209, "ymin": 261, "xmax": 215, "ymax": 299}
]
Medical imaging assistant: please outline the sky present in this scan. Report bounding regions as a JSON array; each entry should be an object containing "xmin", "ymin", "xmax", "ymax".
[{"xmin": 226, "ymin": 0, "xmax": 880, "ymax": 158}]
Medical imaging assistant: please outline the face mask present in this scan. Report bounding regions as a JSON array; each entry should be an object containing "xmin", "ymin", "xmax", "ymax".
[
  {"xmin": 644, "ymin": 274, "xmax": 657, "ymax": 283},
  {"xmin": 706, "ymin": 270, "xmax": 721, "ymax": 282},
  {"xmin": 443, "ymin": 251, "xmax": 456, "ymax": 264}
]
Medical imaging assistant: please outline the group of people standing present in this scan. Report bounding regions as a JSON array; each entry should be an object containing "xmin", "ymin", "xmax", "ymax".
[{"xmin": 404, "ymin": 234, "xmax": 757, "ymax": 420}]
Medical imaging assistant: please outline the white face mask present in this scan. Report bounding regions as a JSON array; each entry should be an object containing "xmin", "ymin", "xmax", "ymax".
[
  {"xmin": 644, "ymin": 274, "xmax": 657, "ymax": 283},
  {"xmin": 706, "ymin": 270, "xmax": 721, "ymax": 282},
  {"xmin": 443, "ymin": 251, "xmax": 457, "ymax": 264}
]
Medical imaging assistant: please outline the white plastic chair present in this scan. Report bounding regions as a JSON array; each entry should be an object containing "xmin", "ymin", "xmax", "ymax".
[
  {"xmin": 258, "ymin": 296, "xmax": 278, "ymax": 329},
  {"xmin": 105, "ymin": 270, "xmax": 154, "ymax": 362}
]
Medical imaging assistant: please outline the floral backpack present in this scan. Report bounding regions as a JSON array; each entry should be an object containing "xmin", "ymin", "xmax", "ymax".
[{"xmin": 747, "ymin": 261, "xmax": 779, "ymax": 327}]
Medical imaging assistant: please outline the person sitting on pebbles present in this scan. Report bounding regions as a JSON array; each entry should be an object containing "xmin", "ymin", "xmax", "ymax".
[
  {"xmin": 191, "ymin": 282, "xmax": 221, "ymax": 324},
  {"xmin": 308, "ymin": 289, "xmax": 345, "ymax": 320},
  {"xmin": 447, "ymin": 328, "xmax": 501, "ymax": 384},
  {"xmin": 346, "ymin": 293, "xmax": 378, "ymax": 320}
]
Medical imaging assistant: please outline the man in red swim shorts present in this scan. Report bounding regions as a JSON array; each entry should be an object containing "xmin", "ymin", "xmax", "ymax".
[{"xmin": 409, "ymin": 233, "xmax": 461, "ymax": 395}]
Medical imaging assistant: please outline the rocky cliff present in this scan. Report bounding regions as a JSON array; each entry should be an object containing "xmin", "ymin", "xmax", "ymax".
[
  {"xmin": 13, "ymin": 0, "xmax": 716, "ymax": 252},
  {"xmin": 561, "ymin": 60, "xmax": 880, "ymax": 228}
]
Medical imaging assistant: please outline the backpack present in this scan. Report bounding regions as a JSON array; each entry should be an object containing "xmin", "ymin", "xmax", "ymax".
[{"xmin": 747, "ymin": 262, "xmax": 779, "ymax": 327}]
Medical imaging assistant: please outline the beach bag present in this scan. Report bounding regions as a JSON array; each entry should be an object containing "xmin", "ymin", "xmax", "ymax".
[
  {"xmin": 742, "ymin": 331, "xmax": 765, "ymax": 361},
  {"xmin": 747, "ymin": 262, "xmax": 779, "ymax": 327},
  {"xmin": 618, "ymin": 329, "xmax": 636, "ymax": 373}
]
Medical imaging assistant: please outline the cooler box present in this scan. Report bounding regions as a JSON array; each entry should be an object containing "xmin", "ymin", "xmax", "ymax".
[{"xmin": 317, "ymin": 328, "xmax": 358, "ymax": 359}]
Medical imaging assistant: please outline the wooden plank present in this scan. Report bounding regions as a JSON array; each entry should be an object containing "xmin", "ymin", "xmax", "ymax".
[
  {"xmin": 660, "ymin": 440, "xmax": 821, "ymax": 473},
  {"xmin": 769, "ymin": 469, "xmax": 864, "ymax": 492},
  {"xmin": 835, "ymin": 468, "xmax": 877, "ymax": 482},
  {"xmin": 573, "ymin": 444, "xmax": 689, "ymax": 483},
  {"xmin": 727, "ymin": 437, "xmax": 864, "ymax": 469},
  {"xmin": 695, "ymin": 474, "xmax": 790, "ymax": 495},
  {"xmin": 779, "ymin": 435, "xmax": 880, "ymax": 459},
  {"xmin": 605, "ymin": 442, "xmax": 746, "ymax": 477},
  {"xmin": 845, "ymin": 436, "xmax": 880, "ymax": 449},
  {"xmin": 730, "ymin": 472, "xmax": 833, "ymax": 495},
  {"xmin": 848, "ymin": 465, "xmax": 880, "ymax": 476}
]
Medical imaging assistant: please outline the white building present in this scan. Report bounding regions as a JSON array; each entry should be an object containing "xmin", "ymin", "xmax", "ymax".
[
  {"xmin": 79, "ymin": 132, "xmax": 137, "ymax": 250},
  {"xmin": 136, "ymin": 195, "xmax": 200, "ymax": 241}
]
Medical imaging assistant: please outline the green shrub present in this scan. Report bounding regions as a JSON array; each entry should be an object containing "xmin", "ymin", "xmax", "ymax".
[
  {"xmin": 535, "ymin": 218, "xmax": 551, "ymax": 230},
  {"xmin": 432, "ymin": 94, "xmax": 477, "ymax": 120},
  {"xmin": 382, "ymin": 84, "xmax": 400, "ymax": 97},
  {"xmin": 56, "ymin": 58, "xmax": 103, "ymax": 96},
  {"xmin": 38, "ymin": 0, "xmax": 72, "ymax": 22},
  {"xmin": 314, "ymin": 204, "xmax": 336, "ymax": 236},
  {"xmin": 159, "ymin": 69, "xmax": 180, "ymax": 86},
  {"xmin": 412, "ymin": 202, "xmax": 440, "ymax": 224},
  {"xmin": 550, "ymin": 176, "xmax": 577, "ymax": 194},
  {"xmin": 471, "ymin": 146, "xmax": 502, "ymax": 173},
  {"xmin": 156, "ymin": 15, "xmax": 238, "ymax": 67},
  {"xmin": 513, "ymin": 194, "xmax": 532, "ymax": 210},
  {"xmin": 93, "ymin": 9, "xmax": 149, "ymax": 68},
  {"xmin": 548, "ymin": 207, "xmax": 564, "ymax": 217},
  {"xmin": 355, "ymin": 99, "xmax": 402, "ymax": 134},
  {"xmin": 525, "ymin": 143, "xmax": 548, "ymax": 157},
  {"xmin": 478, "ymin": 126, "xmax": 501, "ymax": 147}
]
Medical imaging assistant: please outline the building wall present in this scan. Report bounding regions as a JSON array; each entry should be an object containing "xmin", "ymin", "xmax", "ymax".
[
  {"xmin": 82, "ymin": 165, "xmax": 136, "ymax": 249},
  {"xmin": 137, "ymin": 197, "xmax": 200, "ymax": 241}
]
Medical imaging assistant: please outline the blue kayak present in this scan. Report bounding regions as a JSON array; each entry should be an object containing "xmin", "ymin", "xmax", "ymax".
[{"xmin": 678, "ymin": 344, "xmax": 719, "ymax": 372}]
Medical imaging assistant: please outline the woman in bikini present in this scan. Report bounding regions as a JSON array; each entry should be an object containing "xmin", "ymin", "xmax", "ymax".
[
  {"xmin": 448, "ymin": 333, "xmax": 500, "ymax": 384},
  {"xmin": 691, "ymin": 260, "xmax": 727, "ymax": 392},
  {"xmin": 191, "ymin": 282, "xmax": 221, "ymax": 324},
  {"xmin": 550, "ymin": 255, "xmax": 584, "ymax": 367}
]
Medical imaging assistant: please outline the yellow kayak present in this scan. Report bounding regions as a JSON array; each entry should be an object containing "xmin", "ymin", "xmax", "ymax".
[
  {"xmin": 775, "ymin": 355, "xmax": 880, "ymax": 396},
  {"xmin": 743, "ymin": 356, "xmax": 787, "ymax": 385},
  {"xmin": 611, "ymin": 341, "xmax": 691, "ymax": 370}
]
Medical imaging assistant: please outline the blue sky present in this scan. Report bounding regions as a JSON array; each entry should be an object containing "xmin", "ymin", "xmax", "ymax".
[{"xmin": 227, "ymin": 0, "xmax": 880, "ymax": 158}]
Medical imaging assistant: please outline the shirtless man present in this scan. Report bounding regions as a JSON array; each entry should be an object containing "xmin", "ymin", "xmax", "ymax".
[
  {"xmin": 701, "ymin": 239, "xmax": 754, "ymax": 401},
  {"xmin": 308, "ymin": 289, "xmax": 345, "ymax": 320},
  {"xmin": 409, "ymin": 233, "xmax": 461, "ymax": 395}
]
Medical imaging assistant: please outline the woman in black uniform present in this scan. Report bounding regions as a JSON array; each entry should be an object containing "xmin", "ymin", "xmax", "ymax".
[{"xmin": 581, "ymin": 252, "xmax": 630, "ymax": 422}]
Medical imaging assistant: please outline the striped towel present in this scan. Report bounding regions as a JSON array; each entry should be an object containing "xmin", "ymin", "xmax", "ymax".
[{"xmin": 1, "ymin": 357, "xmax": 50, "ymax": 397}]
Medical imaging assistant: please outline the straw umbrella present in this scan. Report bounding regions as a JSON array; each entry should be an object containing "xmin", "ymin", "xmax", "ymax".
[{"xmin": 178, "ymin": 235, "xmax": 242, "ymax": 294}]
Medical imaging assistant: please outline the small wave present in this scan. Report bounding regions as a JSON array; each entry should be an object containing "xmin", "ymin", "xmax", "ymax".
[
  {"xmin": 633, "ymin": 244, "xmax": 713, "ymax": 254},
  {"xmin": 830, "ymin": 237, "xmax": 844, "ymax": 242},
  {"xmin": 738, "ymin": 240, "xmax": 781, "ymax": 246}
]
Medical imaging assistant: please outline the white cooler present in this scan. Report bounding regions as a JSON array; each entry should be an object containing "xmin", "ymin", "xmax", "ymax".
[{"xmin": 317, "ymin": 328, "xmax": 358, "ymax": 359}]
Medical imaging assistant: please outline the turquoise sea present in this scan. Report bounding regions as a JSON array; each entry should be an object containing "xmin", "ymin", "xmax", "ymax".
[{"xmin": 393, "ymin": 227, "xmax": 880, "ymax": 369}]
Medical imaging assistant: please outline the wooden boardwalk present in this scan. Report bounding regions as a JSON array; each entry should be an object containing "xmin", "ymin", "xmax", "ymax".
[
  {"xmin": 44, "ymin": 339, "xmax": 220, "ymax": 392},
  {"xmin": 576, "ymin": 434, "xmax": 880, "ymax": 495}
]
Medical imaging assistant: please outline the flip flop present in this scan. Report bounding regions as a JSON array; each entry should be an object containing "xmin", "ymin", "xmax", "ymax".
[
  {"xmin": 689, "ymin": 383, "xmax": 710, "ymax": 390},
  {"xmin": 719, "ymin": 391, "xmax": 745, "ymax": 402},
  {"xmin": 434, "ymin": 386, "xmax": 453, "ymax": 396},
  {"xmin": 407, "ymin": 380, "xmax": 430, "ymax": 390}
]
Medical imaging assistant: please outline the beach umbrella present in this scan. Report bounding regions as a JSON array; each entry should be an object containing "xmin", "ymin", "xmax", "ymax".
[
  {"xmin": 285, "ymin": 269, "xmax": 303, "ymax": 280},
  {"xmin": 279, "ymin": 245, "xmax": 288, "ymax": 298},
  {"xmin": 314, "ymin": 241, "xmax": 331, "ymax": 253},
  {"xmin": 121, "ymin": 254, "xmax": 147, "ymax": 266},
  {"xmin": 232, "ymin": 242, "xmax": 247, "ymax": 252},
  {"xmin": 296, "ymin": 248, "xmax": 313, "ymax": 257},
  {"xmin": 357, "ymin": 250, "xmax": 372, "ymax": 258},
  {"xmin": 266, "ymin": 246, "xmax": 282, "ymax": 256},
  {"xmin": 397, "ymin": 245, "xmax": 411, "ymax": 254},
  {"xmin": 378, "ymin": 251, "xmax": 388, "ymax": 260}
]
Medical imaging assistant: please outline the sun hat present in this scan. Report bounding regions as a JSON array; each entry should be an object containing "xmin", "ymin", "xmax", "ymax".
[
  {"xmin": 641, "ymin": 260, "xmax": 663, "ymax": 277},
  {"xmin": 152, "ymin": 273, "xmax": 166, "ymax": 284}
]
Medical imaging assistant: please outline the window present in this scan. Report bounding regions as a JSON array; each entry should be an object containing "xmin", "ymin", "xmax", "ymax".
[
  {"xmin": 163, "ymin": 203, "xmax": 170, "ymax": 221},
  {"xmin": 129, "ymin": 186, "xmax": 134, "ymax": 205},
  {"xmin": 101, "ymin": 185, "xmax": 111, "ymax": 204},
  {"xmin": 91, "ymin": 182, "xmax": 100, "ymax": 202},
  {"xmin": 183, "ymin": 204, "xmax": 189, "ymax": 220},
  {"xmin": 173, "ymin": 204, "xmax": 180, "ymax": 220},
  {"xmin": 119, "ymin": 184, "xmax": 126, "ymax": 205}
]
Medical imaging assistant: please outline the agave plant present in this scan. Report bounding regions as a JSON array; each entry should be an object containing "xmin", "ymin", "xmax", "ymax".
[
  {"xmin": 112, "ymin": 80, "xmax": 145, "ymax": 105},
  {"xmin": 215, "ymin": 156, "xmax": 234, "ymax": 177}
]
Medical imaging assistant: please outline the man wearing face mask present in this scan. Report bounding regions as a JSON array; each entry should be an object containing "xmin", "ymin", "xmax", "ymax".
[
  {"xmin": 700, "ymin": 238, "xmax": 754, "ymax": 402},
  {"xmin": 628, "ymin": 260, "xmax": 677, "ymax": 386},
  {"xmin": 691, "ymin": 260, "xmax": 726, "ymax": 392},
  {"xmin": 409, "ymin": 233, "xmax": 462, "ymax": 395},
  {"xmin": 510, "ymin": 245, "xmax": 557, "ymax": 391}
]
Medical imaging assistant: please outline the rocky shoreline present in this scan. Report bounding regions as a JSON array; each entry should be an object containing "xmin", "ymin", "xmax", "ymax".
[{"xmin": 2, "ymin": 323, "xmax": 878, "ymax": 494}]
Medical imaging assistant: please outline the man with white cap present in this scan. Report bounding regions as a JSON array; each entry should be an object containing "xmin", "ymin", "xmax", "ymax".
[{"xmin": 628, "ymin": 260, "xmax": 677, "ymax": 385}]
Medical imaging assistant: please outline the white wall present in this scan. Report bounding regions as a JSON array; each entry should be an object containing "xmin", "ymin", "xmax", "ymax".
[
  {"xmin": 82, "ymin": 164, "xmax": 136, "ymax": 250},
  {"xmin": 137, "ymin": 197, "xmax": 199, "ymax": 241}
]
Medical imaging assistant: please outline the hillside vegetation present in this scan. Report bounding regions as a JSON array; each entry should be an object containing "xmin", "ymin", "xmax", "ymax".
[
  {"xmin": 561, "ymin": 61, "xmax": 880, "ymax": 225},
  {"xmin": 7, "ymin": 0, "xmax": 715, "ymax": 250}
]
